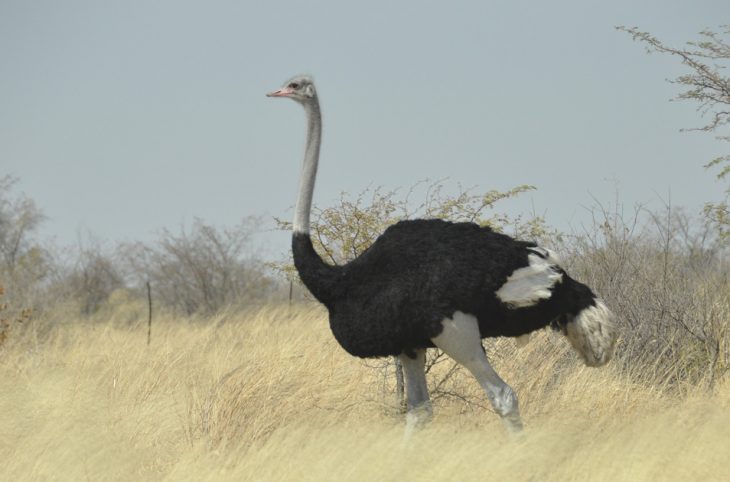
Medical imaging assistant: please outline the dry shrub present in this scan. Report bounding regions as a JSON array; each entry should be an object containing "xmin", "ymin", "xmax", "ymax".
[{"xmin": 557, "ymin": 202, "xmax": 729, "ymax": 390}]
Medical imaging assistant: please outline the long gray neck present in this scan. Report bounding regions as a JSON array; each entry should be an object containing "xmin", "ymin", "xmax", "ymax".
[{"xmin": 293, "ymin": 100, "xmax": 321, "ymax": 234}]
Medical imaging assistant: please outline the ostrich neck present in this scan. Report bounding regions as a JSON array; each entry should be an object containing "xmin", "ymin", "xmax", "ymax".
[{"xmin": 294, "ymin": 101, "xmax": 321, "ymax": 234}]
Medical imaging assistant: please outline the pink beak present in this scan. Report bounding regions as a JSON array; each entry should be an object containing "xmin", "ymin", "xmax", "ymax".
[{"xmin": 266, "ymin": 87, "xmax": 293, "ymax": 97}]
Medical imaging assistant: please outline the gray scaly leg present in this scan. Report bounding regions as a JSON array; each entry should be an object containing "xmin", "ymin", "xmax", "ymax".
[
  {"xmin": 399, "ymin": 348, "xmax": 432, "ymax": 439},
  {"xmin": 431, "ymin": 311, "xmax": 523, "ymax": 432}
]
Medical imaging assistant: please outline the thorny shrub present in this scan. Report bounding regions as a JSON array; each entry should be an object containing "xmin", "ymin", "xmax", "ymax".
[{"xmin": 559, "ymin": 200, "xmax": 729, "ymax": 391}]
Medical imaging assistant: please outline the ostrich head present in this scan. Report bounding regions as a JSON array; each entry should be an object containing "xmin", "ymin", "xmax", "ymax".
[{"xmin": 267, "ymin": 75, "xmax": 317, "ymax": 104}]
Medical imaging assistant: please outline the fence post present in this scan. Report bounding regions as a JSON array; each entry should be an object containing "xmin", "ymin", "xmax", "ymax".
[{"xmin": 146, "ymin": 281, "xmax": 152, "ymax": 346}]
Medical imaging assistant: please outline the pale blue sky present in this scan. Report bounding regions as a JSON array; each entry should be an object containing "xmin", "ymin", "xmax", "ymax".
[{"xmin": 1, "ymin": 0, "xmax": 728, "ymax": 258}]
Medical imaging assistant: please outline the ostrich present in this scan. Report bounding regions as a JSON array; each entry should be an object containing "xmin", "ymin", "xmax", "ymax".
[{"xmin": 267, "ymin": 75, "xmax": 617, "ymax": 432}]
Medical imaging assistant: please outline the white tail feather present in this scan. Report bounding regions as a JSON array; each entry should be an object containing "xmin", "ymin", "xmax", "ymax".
[{"xmin": 565, "ymin": 299, "xmax": 617, "ymax": 367}]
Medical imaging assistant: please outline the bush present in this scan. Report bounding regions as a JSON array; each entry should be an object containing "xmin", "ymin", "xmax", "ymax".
[
  {"xmin": 0, "ymin": 176, "xmax": 51, "ymax": 309},
  {"xmin": 557, "ymin": 200, "xmax": 729, "ymax": 389},
  {"xmin": 275, "ymin": 180, "xmax": 548, "ymax": 278},
  {"xmin": 121, "ymin": 217, "xmax": 277, "ymax": 315}
]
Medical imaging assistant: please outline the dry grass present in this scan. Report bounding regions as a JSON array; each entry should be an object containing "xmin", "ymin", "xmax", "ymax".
[{"xmin": 1, "ymin": 303, "xmax": 729, "ymax": 481}]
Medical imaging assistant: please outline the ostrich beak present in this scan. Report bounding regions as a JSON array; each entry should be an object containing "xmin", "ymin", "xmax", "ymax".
[{"xmin": 266, "ymin": 88, "xmax": 292, "ymax": 97}]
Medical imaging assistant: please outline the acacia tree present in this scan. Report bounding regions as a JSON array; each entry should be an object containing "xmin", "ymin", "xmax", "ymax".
[
  {"xmin": 618, "ymin": 25, "xmax": 730, "ymax": 238},
  {"xmin": 275, "ymin": 180, "xmax": 546, "ymax": 275}
]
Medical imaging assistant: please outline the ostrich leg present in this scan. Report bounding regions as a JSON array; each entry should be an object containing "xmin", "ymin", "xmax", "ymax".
[
  {"xmin": 399, "ymin": 348, "xmax": 432, "ymax": 437},
  {"xmin": 432, "ymin": 311, "xmax": 523, "ymax": 432}
]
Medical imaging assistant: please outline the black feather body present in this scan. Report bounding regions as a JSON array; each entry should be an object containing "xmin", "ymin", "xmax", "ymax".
[{"xmin": 293, "ymin": 218, "xmax": 597, "ymax": 359}]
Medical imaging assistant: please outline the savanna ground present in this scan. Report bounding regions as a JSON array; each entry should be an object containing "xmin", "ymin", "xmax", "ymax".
[{"xmin": 2, "ymin": 300, "xmax": 729, "ymax": 482}]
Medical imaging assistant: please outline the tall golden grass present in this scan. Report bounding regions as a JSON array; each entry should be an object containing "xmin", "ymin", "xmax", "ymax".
[{"xmin": 1, "ymin": 303, "xmax": 728, "ymax": 481}]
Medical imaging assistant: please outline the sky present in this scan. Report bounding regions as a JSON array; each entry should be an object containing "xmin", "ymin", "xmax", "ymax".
[{"xmin": 1, "ymin": 0, "xmax": 728, "ymax": 259}]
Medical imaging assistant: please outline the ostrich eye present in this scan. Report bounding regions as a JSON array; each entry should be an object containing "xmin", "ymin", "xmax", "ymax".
[{"xmin": 289, "ymin": 82, "xmax": 300, "ymax": 89}]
